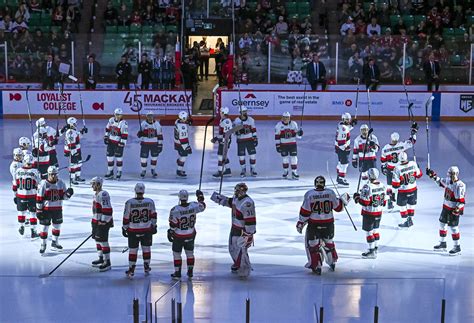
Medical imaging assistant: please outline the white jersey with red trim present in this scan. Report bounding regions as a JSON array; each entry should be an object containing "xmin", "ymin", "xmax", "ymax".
[
  {"xmin": 234, "ymin": 116, "xmax": 257, "ymax": 142},
  {"xmin": 275, "ymin": 120, "xmax": 299, "ymax": 146},
  {"xmin": 353, "ymin": 134, "xmax": 379, "ymax": 161},
  {"xmin": 92, "ymin": 190, "xmax": 113, "ymax": 225},
  {"xmin": 335, "ymin": 122, "xmax": 353, "ymax": 151},
  {"xmin": 36, "ymin": 179, "xmax": 69, "ymax": 211},
  {"xmin": 32, "ymin": 133, "xmax": 50, "ymax": 166},
  {"xmin": 218, "ymin": 117, "xmax": 233, "ymax": 141},
  {"xmin": 219, "ymin": 195, "xmax": 256, "ymax": 234},
  {"xmin": 45, "ymin": 125, "xmax": 58, "ymax": 153},
  {"xmin": 380, "ymin": 140, "xmax": 414, "ymax": 170},
  {"xmin": 392, "ymin": 161, "xmax": 422, "ymax": 193},
  {"xmin": 436, "ymin": 178, "xmax": 466, "ymax": 212},
  {"xmin": 358, "ymin": 181, "xmax": 386, "ymax": 216},
  {"xmin": 123, "ymin": 197, "xmax": 157, "ymax": 233},
  {"xmin": 10, "ymin": 160, "xmax": 22, "ymax": 187},
  {"xmin": 13, "ymin": 166, "xmax": 40, "ymax": 198},
  {"xmin": 105, "ymin": 117, "xmax": 128, "ymax": 145},
  {"xmin": 64, "ymin": 128, "xmax": 82, "ymax": 156},
  {"xmin": 140, "ymin": 120, "xmax": 163, "ymax": 145},
  {"xmin": 299, "ymin": 188, "xmax": 343, "ymax": 224},
  {"xmin": 174, "ymin": 120, "xmax": 190, "ymax": 149},
  {"xmin": 168, "ymin": 201, "xmax": 206, "ymax": 238}
]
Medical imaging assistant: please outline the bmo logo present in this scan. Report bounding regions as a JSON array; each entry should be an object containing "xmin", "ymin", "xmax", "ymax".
[{"xmin": 10, "ymin": 93, "xmax": 22, "ymax": 101}]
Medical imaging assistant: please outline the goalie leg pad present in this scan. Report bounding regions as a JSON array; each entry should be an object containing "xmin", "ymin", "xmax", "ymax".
[
  {"xmin": 308, "ymin": 239, "xmax": 323, "ymax": 269},
  {"xmin": 323, "ymin": 240, "xmax": 338, "ymax": 265}
]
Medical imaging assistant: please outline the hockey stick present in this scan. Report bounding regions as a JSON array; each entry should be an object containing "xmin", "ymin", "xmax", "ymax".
[
  {"xmin": 366, "ymin": 88, "xmax": 372, "ymax": 129},
  {"xmin": 58, "ymin": 154, "xmax": 91, "ymax": 171},
  {"xmin": 355, "ymin": 78, "xmax": 360, "ymax": 118},
  {"xmin": 39, "ymin": 233, "xmax": 93, "ymax": 278},
  {"xmin": 133, "ymin": 82, "xmax": 142, "ymax": 132},
  {"xmin": 122, "ymin": 247, "xmax": 129, "ymax": 253},
  {"xmin": 198, "ymin": 113, "xmax": 216, "ymax": 191},
  {"xmin": 218, "ymin": 124, "xmax": 243, "ymax": 194},
  {"xmin": 425, "ymin": 96, "xmax": 434, "ymax": 169},
  {"xmin": 178, "ymin": 68, "xmax": 192, "ymax": 120},
  {"xmin": 77, "ymin": 82, "xmax": 86, "ymax": 128},
  {"xmin": 326, "ymin": 161, "xmax": 357, "ymax": 231},
  {"xmin": 403, "ymin": 82, "xmax": 417, "ymax": 162},
  {"xmin": 299, "ymin": 80, "xmax": 307, "ymax": 130},
  {"xmin": 356, "ymin": 128, "xmax": 374, "ymax": 193},
  {"xmin": 25, "ymin": 86, "xmax": 34, "ymax": 138}
]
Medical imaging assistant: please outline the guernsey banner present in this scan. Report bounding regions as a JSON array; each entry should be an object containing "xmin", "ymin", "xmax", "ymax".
[{"xmin": 2, "ymin": 90, "xmax": 192, "ymax": 116}]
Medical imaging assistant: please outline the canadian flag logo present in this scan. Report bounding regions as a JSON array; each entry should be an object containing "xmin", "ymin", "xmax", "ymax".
[
  {"xmin": 10, "ymin": 93, "xmax": 21, "ymax": 101},
  {"xmin": 92, "ymin": 102, "xmax": 104, "ymax": 110},
  {"xmin": 244, "ymin": 93, "xmax": 256, "ymax": 99}
]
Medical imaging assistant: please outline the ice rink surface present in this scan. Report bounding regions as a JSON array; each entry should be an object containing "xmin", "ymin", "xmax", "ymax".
[{"xmin": 0, "ymin": 118, "xmax": 473, "ymax": 323}]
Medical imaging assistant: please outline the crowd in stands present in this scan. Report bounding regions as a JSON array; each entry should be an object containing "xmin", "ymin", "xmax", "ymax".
[{"xmin": 338, "ymin": 0, "xmax": 473, "ymax": 83}]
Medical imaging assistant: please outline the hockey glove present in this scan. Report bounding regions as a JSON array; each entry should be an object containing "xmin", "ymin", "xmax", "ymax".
[
  {"xmin": 13, "ymin": 197, "xmax": 17, "ymax": 205},
  {"xmin": 64, "ymin": 151, "xmax": 70, "ymax": 158},
  {"xmin": 369, "ymin": 141, "xmax": 377, "ymax": 151},
  {"xmin": 167, "ymin": 229, "xmax": 175, "ymax": 242},
  {"xmin": 65, "ymin": 188, "xmax": 74, "ymax": 198},
  {"xmin": 122, "ymin": 227, "xmax": 128, "ymax": 237},
  {"xmin": 243, "ymin": 233, "xmax": 254, "ymax": 248},
  {"xmin": 253, "ymin": 138, "xmax": 258, "ymax": 147},
  {"xmin": 157, "ymin": 144, "xmax": 163, "ymax": 154},
  {"xmin": 81, "ymin": 127, "xmax": 88, "ymax": 134},
  {"xmin": 60, "ymin": 125, "xmax": 69, "ymax": 134},
  {"xmin": 340, "ymin": 192, "xmax": 351, "ymax": 205},
  {"xmin": 103, "ymin": 136, "xmax": 109, "ymax": 145},
  {"xmin": 36, "ymin": 209, "xmax": 43, "ymax": 220},
  {"xmin": 196, "ymin": 189, "xmax": 205, "ymax": 202},
  {"xmin": 185, "ymin": 145, "xmax": 192, "ymax": 154},
  {"xmin": 381, "ymin": 164, "xmax": 388, "ymax": 176},
  {"xmin": 210, "ymin": 191, "xmax": 224, "ymax": 204},
  {"xmin": 353, "ymin": 193, "xmax": 361, "ymax": 204},
  {"xmin": 452, "ymin": 207, "xmax": 461, "ymax": 216},
  {"xmin": 296, "ymin": 221, "xmax": 305, "ymax": 234},
  {"xmin": 276, "ymin": 145, "xmax": 281, "ymax": 153},
  {"xmin": 137, "ymin": 130, "xmax": 143, "ymax": 138},
  {"xmin": 351, "ymin": 118, "xmax": 358, "ymax": 126},
  {"xmin": 426, "ymin": 168, "xmax": 436, "ymax": 178},
  {"xmin": 152, "ymin": 225, "xmax": 157, "ymax": 235},
  {"xmin": 95, "ymin": 224, "xmax": 107, "ymax": 240},
  {"xmin": 210, "ymin": 136, "xmax": 218, "ymax": 144},
  {"xmin": 352, "ymin": 159, "xmax": 358, "ymax": 168},
  {"xmin": 297, "ymin": 128, "xmax": 304, "ymax": 137}
]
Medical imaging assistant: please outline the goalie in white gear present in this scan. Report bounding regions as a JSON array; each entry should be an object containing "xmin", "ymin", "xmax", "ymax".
[
  {"xmin": 174, "ymin": 111, "xmax": 192, "ymax": 178},
  {"xmin": 211, "ymin": 183, "xmax": 256, "ymax": 278},
  {"xmin": 426, "ymin": 166, "xmax": 466, "ymax": 256},
  {"xmin": 64, "ymin": 117, "xmax": 87, "ymax": 185},
  {"xmin": 335, "ymin": 112, "xmax": 357, "ymax": 186},
  {"xmin": 353, "ymin": 168, "xmax": 386, "ymax": 259},
  {"xmin": 211, "ymin": 107, "xmax": 233, "ymax": 177},
  {"xmin": 104, "ymin": 108, "xmax": 128, "ymax": 180},
  {"xmin": 274, "ymin": 112, "xmax": 303, "ymax": 179},
  {"xmin": 352, "ymin": 124, "xmax": 379, "ymax": 181},
  {"xmin": 234, "ymin": 107, "xmax": 258, "ymax": 177},
  {"xmin": 296, "ymin": 176, "xmax": 350, "ymax": 275},
  {"xmin": 137, "ymin": 111, "xmax": 163, "ymax": 179}
]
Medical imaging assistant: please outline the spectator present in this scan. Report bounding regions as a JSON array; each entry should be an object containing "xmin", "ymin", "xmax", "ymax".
[
  {"xmin": 3, "ymin": 15, "xmax": 12, "ymax": 32},
  {"xmin": 300, "ymin": 17, "xmax": 312, "ymax": 33},
  {"xmin": 306, "ymin": 53, "xmax": 327, "ymax": 91},
  {"xmin": 42, "ymin": 53, "xmax": 57, "ymax": 90},
  {"xmin": 104, "ymin": 2, "xmax": 118, "ymax": 25},
  {"xmin": 423, "ymin": 53, "xmax": 441, "ymax": 91},
  {"xmin": 15, "ymin": 3, "xmax": 30, "ymax": 22},
  {"xmin": 83, "ymin": 54, "xmax": 100, "ymax": 90},
  {"xmin": 29, "ymin": 0, "xmax": 42, "ymax": 12},
  {"xmin": 399, "ymin": 0, "xmax": 412, "ymax": 15},
  {"xmin": 363, "ymin": 57, "xmax": 380, "ymax": 90},
  {"xmin": 344, "ymin": 43, "xmax": 359, "ymax": 59},
  {"xmin": 379, "ymin": 61, "xmax": 394, "ymax": 81},
  {"xmin": 340, "ymin": 16, "xmax": 355, "ymax": 36},
  {"xmin": 416, "ymin": 20, "xmax": 428, "ymax": 39},
  {"xmin": 377, "ymin": 3, "xmax": 391, "ymax": 27},
  {"xmin": 138, "ymin": 53, "xmax": 152, "ymax": 89},
  {"xmin": 117, "ymin": 4, "xmax": 131, "ymax": 26},
  {"xmin": 430, "ymin": 20, "xmax": 443, "ymax": 36},
  {"xmin": 62, "ymin": 16, "xmax": 77, "ymax": 33},
  {"xmin": 52, "ymin": 5, "xmax": 64, "ymax": 26},
  {"xmin": 342, "ymin": 29, "xmax": 356, "ymax": 47},
  {"xmin": 393, "ymin": 18, "xmax": 407, "ymax": 35},
  {"xmin": 10, "ymin": 54, "xmax": 29, "ymax": 80},
  {"xmin": 352, "ymin": 4, "xmax": 365, "ymax": 22},
  {"xmin": 181, "ymin": 55, "xmax": 197, "ymax": 97},
  {"xmin": 452, "ymin": 5, "xmax": 465, "ymax": 28},
  {"xmin": 397, "ymin": 53, "xmax": 413, "ymax": 72},
  {"xmin": 238, "ymin": 33, "xmax": 252, "ymax": 50},
  {"xmin": 349, "ymin": 52, "xmax": 363, "ymax": 82},
  {"xmin": 367, "ymin": 18, "xmax": 381, "ymax": 37},
  {"xmin": 33, "ymin": 28, "xmax": 46, "ymax": 52},
  {"xmin": 58, "ymin": 43, "xmax": 70, "ymax": 63},
  {"xmin": 441, "ymin": 6, "xmax": 451, "ymax": 27},
  {"xmin": 367, "ymin": 2, "xmax": 378, "ymax": 21},
  {"xmin": 199, "ymin": 39, "xmax": 210, "ymax": 80},
  {"xmin": 142, "ymin": 5, "xmax": 155, "ymax": 25},
  {"xmin": 355, "ymin": 18, "xmax": 366, "ymax": 35},
  {"xmin": 130, "ymin": 10, "xmax": 142, "ymax": 26},
  {"xmin": 348, "ymin": 51, "xmax": 363, "ymax": 69},
  {"xmin": 10, "ymin": 16, "xmax": 28, "ymax": 33},
  {"xmin": 274, "ymin": 16, "xmax": 288, "ymax": 36},
  {"xmin": 17, "ymin": 30, "xmax": 34, "ymax": 52},
  {"xmin": 116, "ymin": 54, "xmax": 132, "ymax": 89},
  {"xmin": 159, "ymin": 54, "xmax": 174, "ymax": 89}
]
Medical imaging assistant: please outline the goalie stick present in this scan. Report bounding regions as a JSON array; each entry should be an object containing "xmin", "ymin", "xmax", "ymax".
[{"xmin": 218, "ymin": 124, "xmax": 244, "ymax": 194}]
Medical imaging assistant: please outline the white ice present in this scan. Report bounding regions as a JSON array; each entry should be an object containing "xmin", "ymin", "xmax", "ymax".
[{"xmin": 0, "ymin": 119, "xmax": 473, "ymax": 323}]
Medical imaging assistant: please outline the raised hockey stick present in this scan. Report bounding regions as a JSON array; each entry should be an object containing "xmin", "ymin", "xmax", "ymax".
[
  {"xmin": 218, "ymin": 124, "xmax": 243, "ymax": 194},
  {"xmin": 39, "ymin": 233, "xmax": 93, "ymax": 278},
  {"xmin": 77, "ymin": 82, "xmax": 86, "ymax": 128},
  {"xmin": 299, "ymin": 80, "xmax": 307, "ymax": 129},
  {"xmin": 25, "ymin": 86, "xmax": 34, "ymax": 138},
  {"xmin": 425, "ymin": 96, "xmax": 435, "ymax": 169},
  {"xmin": 133, "ymin": 82, "xmax": 142, "ymax": 132},
  {"xmin": 355, "ymin": 78, "xmax": 360, "ymax": 118},
  {"xmin": 178, "ymin": 68, "xmax": 192, "ymax": 120},
  {"xmin": 403, "ymin": 81, "xmax": 417, "ymax": 162},
  {"xmin": 326, "ymin": 161, "xmax": 357, "ymax": 231},
  {"xmin": 58, "ymin": 154, "xmax": 91, "ymax": 171},
  {"xmin": 356, "ymin": 128, "xmax": 374, "ymax": 193},
  {"xmin": 198, "ymin": 113, "xmax": 216, "ymax": 191},
  {"xmin": 366, "ymin": 88, "xmax": 372, "ymax": 129}
]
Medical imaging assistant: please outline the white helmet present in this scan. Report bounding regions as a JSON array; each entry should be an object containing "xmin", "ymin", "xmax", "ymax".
[
  {"xmin": 221, "ymin": 107, "xmax": 230, "ymax": 115},
  {"xmin": 47, "ymin": 165, "xmax": 59, "ymax": 175},
  {"xmin": 90, "ymin": 176, "xmax": 104, "ymax": 187},
  {"xmin": 447, "ymin": 166, "xmax": 459, "ymax": 177},
  {"xmin": 38, "ymin": 127, "xmax": 47, "ymax": 135},
  {"xmin": 146, "ymin": 111, "xmax": 153, "ymax": 116},
  {"xmin": 36, "ymin": 117, "xmax": 46, "ymax": 128},
  {"xmin": 135, "ymin": 182, "xmax": 145, "ymax": 194},
  {"xmin": 19, "ymin": 136, "xmax": 31, "ymax": 148},
  {"xmin": 399, "ymin": 151, "xmax": 408, "ymax": 163},
  {"xmin": 368, "ymin": 168, "xmax": 379, "ymax": 181},
  {"xmin": 341, "ymin": 112, "xmax": 351, "ymax": 121},
  {"xmin": 114, "ymin": 108, "xmax": 123, "ymax": 115},
  {"xmin": 178, "ymin": 189, "xmax": 189, "ymax": 201},
  {"xmin": 282, "ymin": 111, "xmax": 291, "ymax": 118},
  {"xmin": 390, "ymin": 132, "xmax": 400, "ymax": 142},
  {"xmin": 13, "ymin": 147, "xmax": 23, "ymax": 159},
  {"xmin": 178, "ymin": 111, "xmax": 188, "ymax": 121},
  {"xmin": 23, "ymin": 152, "xmax": 34, "ymax": 165},
  {"xmin": 67, "ymin": 117, "xmax": 77, "ymax": 126},
  {"xmin": 240, "ymin": 106, "xmax": 248, "ymax": 113},
  {"xmin": 360, "ymin": 124, "xmax": 369, "ymax": 131}
]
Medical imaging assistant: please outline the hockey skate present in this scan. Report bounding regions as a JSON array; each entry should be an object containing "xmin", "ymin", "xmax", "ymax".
[
  {"xmin": 292, "ymin": 171, "xmax": 299, "ymax": 180},
  {"xmin": 449, "ymin": 245, "xmax": 461, "ymax": 256},
  {"xmin": 18, "ymin": 226, "xmax": 25, "ymax": 236},
  {"xmin": 330, "ymin": 264, "xmax": 336, "ymax": 271},
  {"xmin": 70, "ymin": 177, "xmax": 79, "ymax": 185},
  {"xmin": 433, "ymin": 242, "xmax": 447, "ymax": 251},
  {"xmin": 223, "ymin": 168, "xmax": 232, "ymax": 176},
  {"xmin": 39, "ymin": 244, "xmax": 46, "ymax": 254},
  {"xmin": 374, "ymin": 246, "xmax": 379, "ymax": 254},
  {"xmin": 91, "ymin": 257, "xmax": 104, "ymax": 267},
  {"xmin": 99, "ymin": 260, "xmax": 112, "ymax": 272},
  {"xmin": 250, "ymin": 169, "xmax": 258, "ymax": 177},
  {"xmin": 231, "ymin": 265, "xmax": 239, "ymax": 273},
  {"xmin": 140, "ymin": 170, "xmax": 146, "ymax": 179},
  {"xmin": 187, "ymin": 268, "xmax": 193, "ymax": 278},
  {"xmin": 398, "ymin": 217, "xmax": 413, "ymax": 228},
  {"xmin": 176, "ymin": 170, "xmax": 187, "ymax": 178},
  {"xmin": 51, "ymin": 241, "xmax": 63, "ymax": 250},
  {"xmin": 387, "ymin": 199, "xmax": 394, "ymax": 209},
  {"xmin": 104, "ymin": 171, "xmax": 114, "ymax": 179},
  {"xmin": 312, "ymin": 267, "xmax": 322, "ymax": 275},
  {"xmin": 336, "ymin": 176, "xmax": 349, "ymax": 186},
  {"xmin": 75, "ymin": 176, "xmax": 86, "ymax": 182},
  {"xmin": 171, "ymin": 271, "xmax": 181, "ymax": 279},
  {"xmin": 240, "ymin": 170, "xmax": 246, "ymax": 178},
  {"xmin": 115, "ymin": 171, "xmax": 122, "ymax": 180},
  {"xmin": 282, "ymin": 169, "xmax": 289, "ymax": 178},
  {"xmin": 212, "ymin": 171, "xmax": 222, "ymax": 178},
  {"xmin": 125, "ymin": 266, "xmax": 135, "ymax": 279},
  {"xmin": 144, "ymin": 263, "xmax": 151, "ymax": 275},
  {"xmin": 151, "ymin": 169, "xmax": 158, "ymax": 178},
  {"xmin": 30, "ymin": 229, "xmax": 39, "ymax": 239},
  {"xmin": 362, "ymin": 249, "xmax": 377, "ymax": 259}
]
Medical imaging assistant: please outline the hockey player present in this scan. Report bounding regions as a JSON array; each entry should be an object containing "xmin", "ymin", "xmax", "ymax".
[
  {"xmin": 90, "ymin": 177, "xmax": 114, "ymax": 272},
  {"xmin": 335, "ymin": 112, "xmax": 357, "ymax": 186},
  {"xmin": 137, "ymin": 111, "xmax": 163, "ymax": 178},
  {"xmin": 211, "ymin": 183, "xmax": 256, "ymax": 278},
  {"xmin": 104, "ymin": 108, "xmax": 128, "ymax": 180},
  {"xmin": 174, "ymin": 111, "xmax": 192, "ymax": 178},
  {"xmin": 353, "ymin": 168, "xmax": 386, "ymax": 259},
  {"xmin": 296, "ymin": 176, "xmax": 350, "ymax": 275},
  {"xmin": 426, "ymin": 166, "xmax": 466, "ymax": 256},
  {"xmin": 234, "ymin": 107, "xmax": 258, "ymax": 177},
  {"xmin": 211, "ymin": 107, "xmax": 233, "ymax": 178},
  {"xmin": 352, "ymin": 124, "xmax": 379, "ymax": 181},
  {"xmin": 36, "ymin": 166, "xmax": 74, "ymax": 254},
  {"xmin": 123, "ymin": 183, "xmax": 157, "ymax": 278},
  {"xmin": 32, "ymin": 126, "xmax": 51, "ymax": 179},
  {"xmin": 18, "ymin": 136, "xmax": 31, "ymax": 155},
  {"xmin": 380, "ymin": 127, "xmax": 417, "ymax": 209},
  {"xmin": 64, "ymin": 117, "xmax": 87, "ymax": 185},
  {"xmin": 36, "ymin": 118, "xmax": 59, "ymax": 167},
  {"xmin": 274, "ymin": 112, "xmax": 303, "ymax": 179},
  {"xmin": 13, "ymin": 152, "xmax": 41, "ymax": 237},
  {"xmin": 168, "ymin": 189, "xmax": 206, "ymax": 279},
  {"xmin": 391, "ymin": 152, "xmax": 422, "ymax": 228},
  {"xmin": 10, "ymin": 148, "xmax": 23, "ymax": 191}
]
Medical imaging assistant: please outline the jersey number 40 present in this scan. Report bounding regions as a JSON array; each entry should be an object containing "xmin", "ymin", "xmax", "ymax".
[{"xmin": 311, "ymin": 200, "xmax": 332, "ymax": 214}]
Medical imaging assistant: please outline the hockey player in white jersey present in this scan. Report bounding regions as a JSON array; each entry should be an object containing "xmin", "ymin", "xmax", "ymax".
[
  {"xmin": 10, "ymin": 148, "xmax": 23, "ymax": 191},
  {"xmin": 64, "ymin": 117, "xmax": 87, "ymax": 185},
  {"xmin": 211, "ymin": 183, "xmax": 256, "ymax": 278},
  {"xmin": 426, "ymin": 166, "xmax": 466, "ymax": 256},
  {"xmin": 174, "ymin": 111, "xmax": 192, "ymax": 178},
  {"xmin": 18, "ymin": 136, "xmax": 31, "ymax": 155},
  {"xmin": 36, "ymin": 117, "xmax": 59, "ymax": 167},
  {"xmin": 335, "ymin": 112, "xmax": 357, "ymax": 186},
  {"xmin": 138, "ymin": 111, "xmax": 163, "ymax": 178},
  {"xmin": 123, "ymin": 183, "xmax": 157, "ymax": 278},
  {"xmin": 296, "ymin": 176, "xmax": 350, "ymax": 275},
  {"xmin": 32, "ymin": 126, "xmax": 51, "ymax": 179},
  {"xmin": 274, "ymin": 112, "xmax": 303, "ymax": 179},
  {"xmin": 392, "ymin": 152, "xmax": 422, "ymax": 228},
  {"xmin": 211, "ymin": 107, "xmax": 233, "ymax": 177},
  {"xmin": 352, "ymin": 124, "xmax": 379, "ymax": 181},
  {"xmin": 104, "ymin": 108, "xmax": 128, "ymax": 180},
  {"xmin": 90, "ymin": 177, "xmax": 114, "ymax": 272},
  {"xmin": 168, "ymin": 189, "xmax": 206, "ymax": 279},
  {"xmin": 36, "ymin": 166, "xmax": 74, "ymax": 254},
  {"xmin": 234, "ymin": 107, "xmax": 258, "ymax": 177},
  {"xmin": 13, "ymin": 153, "xmax": 41, "ymax": 237},
  {"xmin": 353, "ymin": 168, "xmax": 386, "ymax": 259},
  {"xmin": 380, "ymin": 126, "xmax": 417, "ymax": 209}
]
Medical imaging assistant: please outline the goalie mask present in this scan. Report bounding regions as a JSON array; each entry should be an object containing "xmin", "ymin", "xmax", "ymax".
[
  {"xmin": 234, "ymin": 182, "xmax": 248, "ymax": 198},
  {"xmin": 314, "ymin": 175, "xmax": 326, "ymax": 189}
]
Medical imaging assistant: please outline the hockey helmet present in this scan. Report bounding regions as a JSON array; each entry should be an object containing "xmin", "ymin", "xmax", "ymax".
[
  {"xmin": 114, "ymin": 108, "xmax": 123, "ymax": 116},
  {"xmin": 390, "ymin": 132, "xmax": 400, "ymax": 143},
  {"xmin": 38, "ymin": 127, "xmax": 48, "ymax": 135},
  {"xmin": 178, "ymin": 111, "xmax": 188, "ymax": 121},
  {"xmin": 47, "ymin": 165, "xmax": 59, "ymax": 174},
  {"xmin": 314, "ymin": 175, "xmax": 326, "ymax": 189},
  {"xmin": 23, "ymin": 152, "xmax": 34, "ymax": 165},
  {"xmin": 90, "ymin": 176, "xmax": 103, "ymax": 190},
  {"xmin": 19, "ymin": 136, "xmax": 31, "ymax": 148},
  {"xmin": 13, "ymin": 148, "xmax": 23, "ymax": 160},
  {"xmin": 234, "ymin": 182, "xmax": 248, "ymax": 198},
  {"xmin": 398, "ymin": 151, "xmax": 408, "ymax": 164},
  {"xmin": 447, "ymin": 166, "xmax": 459, "ymax": 177},
  {"xmin": 341, "ymin": 112, "xmax": 351, "ymax": 121},
  {"xmin": 135, "ymin": 182, "xmax": 145, "ymax": 194},
  {"xmin": 146, "ymin": 111, "xmax": 154, "ymax": 116},
  {"xmin": 36, "ymin": 117, "xmax": 46, "ymax": 128},
  {"xmin": 221, "ymin": 107, "xmax": 230, "ymax": 115},
  {"xmin": 178, "ymin": 189, "xmax": 189, "ymax": 201},
  {"xmin": 282, "ymin": 111, "xmax": 291, "ymax": 118},
  {"xmin": 67, "ymin": 117, "xmax": 77, "ymax": 126},
  {"xmin": 367, "ymin": 168, "xmax": 379, "ymax": 181},
  {"xmin": 240, "ymin": 106, "xmax": 248, "ymax": 114},
  {"xmin": 360, "ymin": 124, "xmax": 369, "ymax": 136},
  {"xmin": 146, "ymin": 111, "xmax": 154, "ymax": 122}
]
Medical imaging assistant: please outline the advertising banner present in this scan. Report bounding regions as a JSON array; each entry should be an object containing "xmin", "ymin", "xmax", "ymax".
[{"xmin": 439, "ymin": 93, "xmax": 474, "ymax": 118}]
